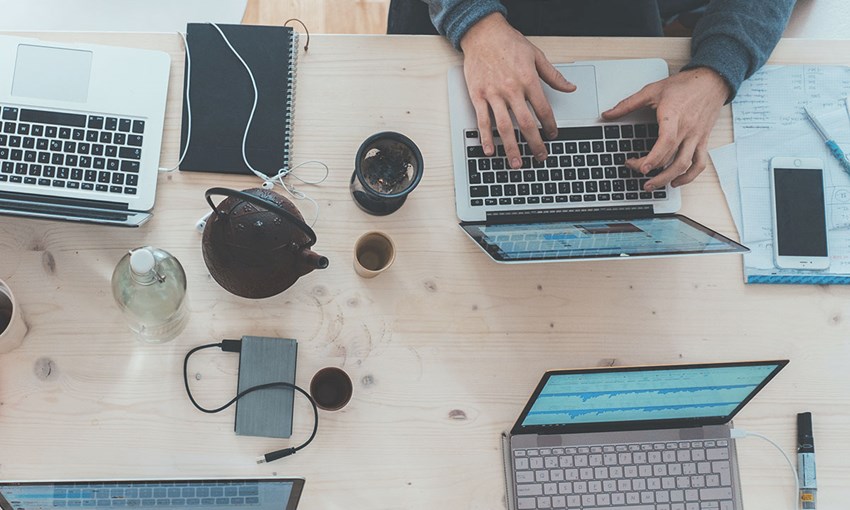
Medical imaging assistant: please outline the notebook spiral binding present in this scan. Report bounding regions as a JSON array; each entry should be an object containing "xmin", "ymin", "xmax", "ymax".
[{"xmin": 283, "ymin": 30, "xmax": 299, "ymax": 172}]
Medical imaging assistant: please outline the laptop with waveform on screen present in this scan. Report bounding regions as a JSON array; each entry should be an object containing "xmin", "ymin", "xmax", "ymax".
[
  {"xmin": 0, "ymin": 477, "xmax": 303, "ymax": 510},
  {"xmin": 501, "ymin": 360, "xmax": 788, "ymax": 510}
]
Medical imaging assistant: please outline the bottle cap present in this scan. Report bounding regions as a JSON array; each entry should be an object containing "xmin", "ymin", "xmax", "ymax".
[{"xmin": 129, "ymin": 248, "xmax": 156, "ymax": 276}]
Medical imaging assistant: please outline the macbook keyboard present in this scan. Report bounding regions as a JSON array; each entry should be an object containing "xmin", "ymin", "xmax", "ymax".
[
  {"xmin": 0, "ymin": 106, "xmax": 144, "ymax": 196},
  {"xmin": 513, "ymin": 440, "xmax": 734, "ymax": 510},
  {"xmin": 464, "ymin": 123, "xmax": 665, "ymax": 208},
  {"xmin": 45, "ymin": 481, "xmax": 261, "ymax": 507}
]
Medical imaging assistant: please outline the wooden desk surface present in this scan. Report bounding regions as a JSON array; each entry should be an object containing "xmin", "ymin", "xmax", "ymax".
[{"xmin": 1, "ymin": 33, "xmax": 849, "ymax": 509}]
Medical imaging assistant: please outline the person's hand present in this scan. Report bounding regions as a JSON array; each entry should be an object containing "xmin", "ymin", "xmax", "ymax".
[
  {"xmin": 602, "ymin": 67, "xmax": 731, "ymax": 191},
  {"xmin": 460, "ymin": 13, "xmax": 576, "ymax": 169}
]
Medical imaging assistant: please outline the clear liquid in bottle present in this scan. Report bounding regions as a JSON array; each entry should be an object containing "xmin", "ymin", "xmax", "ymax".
[{"xmin": 111, "ymin": 246, "xmax": 188, "ymax": 343}]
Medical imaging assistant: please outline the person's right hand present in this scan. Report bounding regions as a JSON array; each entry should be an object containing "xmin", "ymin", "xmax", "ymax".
[{"xmin": 459, "ymin": 13, "xmax": 576, "ymax": 169}]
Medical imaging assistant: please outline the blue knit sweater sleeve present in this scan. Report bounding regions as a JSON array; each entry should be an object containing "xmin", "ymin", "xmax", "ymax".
[
  {"xmin": 425, "ymin": 0, "xmax": 795, "ymax": 97},
  {"xmin": 424, "ymin": 0, "xmax": 505, "ymax": 49},
  {"xmin": 682, "ymin": 0, "xmax": 796, "ymax": 98}
]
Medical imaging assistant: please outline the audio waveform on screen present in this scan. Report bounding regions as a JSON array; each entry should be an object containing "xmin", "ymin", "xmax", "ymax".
[
  {"xmin": 537, "ymin": 384, "xmax": 756, "ymax": 402},
  {"xmin": 526, "ymin": 401, "xmax": 738, "ymax": 420}
]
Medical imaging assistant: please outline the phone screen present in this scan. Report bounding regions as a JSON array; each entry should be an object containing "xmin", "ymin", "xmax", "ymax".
[{"xmin": 774, "ymin": 167, "xmax": 828, "ymax": 257}]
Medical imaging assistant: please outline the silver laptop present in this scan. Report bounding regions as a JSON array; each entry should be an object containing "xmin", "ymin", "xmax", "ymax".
[
  {"xmin": 0, "ymin": 35, "xmax": 170, "ymax": 227},
  {"xmin": 0, "ymin": 477, "xmax": 304, "ymax": 510},
  {"xmin": 502, "ymin": 360, "xmax": 788, "ymax": 510},
  {"xmin": 448, "ymin": 59, "xmax": 747, "ymax": 263}
]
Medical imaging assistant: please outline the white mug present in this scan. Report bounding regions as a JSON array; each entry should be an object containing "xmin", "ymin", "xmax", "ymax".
[
  {"xmin": 353, "ymin": 231, "xmax": 396, "ymax": 278},
  {"xmin": 0, "ymin": 279, "xmax": 27, "ymax": 354}
]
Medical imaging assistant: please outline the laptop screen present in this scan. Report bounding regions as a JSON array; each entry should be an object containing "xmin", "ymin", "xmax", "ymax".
[
  {"xmin": 513, "ymin": 361, "xmax": 787, "ymax": 434},
  {"xmin": 0, "ymin": 479, "xmax": 303, "ymax": 510},
  {"xmin": 460, "ymin": 215, "xmax": 747, "ymax": 262}
]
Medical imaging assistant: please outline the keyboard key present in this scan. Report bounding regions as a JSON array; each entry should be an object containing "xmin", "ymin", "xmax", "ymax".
[
  {"xmin": 119, "ymin": 119, "xmax": 132, "ymax": 132},
  {"xmin": 119, "ymin": 147, "xmax": 142, "ymax": 160},
  {"xmin": 132, "ymin": 120, "xmax": 145, "ymax": 134},
  {"xmin": 604, "ymin": 125, "xmax": 620, "ymax": 138},
  {"xmin": 21, "ymin": 109, "xmax": 86, "ymax": 128},
  {"xmin": 556, "ymin": 126, "xmax": 603, "ymax": 140},
  {"xmin": 2, "ymin": 107, "xmax": 19, "ymax": 120}
]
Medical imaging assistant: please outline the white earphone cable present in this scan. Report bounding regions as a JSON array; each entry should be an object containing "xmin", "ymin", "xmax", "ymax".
[{"xmin": 159, "ymin": 31, "xmax": 192, "ymax": 173}]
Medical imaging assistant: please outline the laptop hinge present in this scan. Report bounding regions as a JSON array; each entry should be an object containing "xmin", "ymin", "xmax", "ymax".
[
  {"xmin": 0, "ymin": 190, "xmax": 132, "ymax": 221},
  {"xmin": 0, "ymin": 190, "xmax": 130, "ymax": 211},
  {"xmin": 485, "ymin": 205, "xmax": 655, "ymax": 225}
]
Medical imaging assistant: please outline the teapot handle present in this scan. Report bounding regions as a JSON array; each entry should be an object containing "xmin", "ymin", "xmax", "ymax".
[{"xmin": 204, "ymin": 187, "xmax": 317, "ymax": 247}]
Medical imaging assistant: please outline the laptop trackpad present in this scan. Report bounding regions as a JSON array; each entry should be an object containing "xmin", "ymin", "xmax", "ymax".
[
  {"xmin": 543, "ymin": 64, "xmax": 599, "ymax": 122},
  {"xmin": 12, "ymin": 44, "xmax": 93, "ymax": 103}
]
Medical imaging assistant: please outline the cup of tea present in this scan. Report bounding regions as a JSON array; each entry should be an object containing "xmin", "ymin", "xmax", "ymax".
[
  {"xmin": 310, "ymin": 367, "xmax": 353, "ymax": 411},
  {"xmin": 0, "ymin": 279, "xmax": 27, "ymax": 354},
  {"xmin": 350, "ymin": 131, "xmax": 424, "ymax": 216},
  {"xmin": 354, "ymin": 231, "xmax": 396, "ymax": 278}
]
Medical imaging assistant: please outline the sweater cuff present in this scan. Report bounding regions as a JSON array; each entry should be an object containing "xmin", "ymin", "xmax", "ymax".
[
  {"xmin": 682, "ymin": 35, "xmax": 751, "ymax": 102},
  {"xmin": 444, "ymin": 1, "xmax": 507, "ymax": 50}
]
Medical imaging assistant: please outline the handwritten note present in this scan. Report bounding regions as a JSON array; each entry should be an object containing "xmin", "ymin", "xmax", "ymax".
[{"xmin": 733, "ymin": 65, "xmax": 850, "ymax": 138}]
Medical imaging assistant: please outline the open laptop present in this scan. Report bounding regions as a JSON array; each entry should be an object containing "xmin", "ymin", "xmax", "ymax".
[
  {"xmin": 502, "ymin": 360, "xmax": 788, "ymax": 510},
  {"xmin": 0, "ymin": 35, "xmax": 170, "ymax": 227},
  {"xmin": 0, "ymin": 477, "xmax": 304, "ymax": 510},
  {"xmin": 448, "ymin": 59, "xmax": 748, "ymax": 263}
]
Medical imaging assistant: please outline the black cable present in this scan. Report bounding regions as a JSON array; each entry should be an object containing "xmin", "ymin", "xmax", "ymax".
[{"xmin": 183, "ymin": 341, "xmax": 319, "ymax": 463}]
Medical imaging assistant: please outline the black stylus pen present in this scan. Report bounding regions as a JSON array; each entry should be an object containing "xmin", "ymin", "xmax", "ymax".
[{"xmin": 797, "ymin": 412, "xmax": 817, "ymax": 509}]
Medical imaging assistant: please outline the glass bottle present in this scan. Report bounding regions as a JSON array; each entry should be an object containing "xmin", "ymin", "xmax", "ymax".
[{"xmin": 111, "ymin": 246, "xmax": 188, "ymax": 343}]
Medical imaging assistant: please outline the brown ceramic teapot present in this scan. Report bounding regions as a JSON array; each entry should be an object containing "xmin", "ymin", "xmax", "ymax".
[{"xmin": 202, "ymin": 187, "xmax": 329, "ymax": 299}]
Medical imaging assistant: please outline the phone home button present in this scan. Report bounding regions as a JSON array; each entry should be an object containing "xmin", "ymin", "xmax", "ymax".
[{"xmin": 794, "ymin": 159, "xmax": 802, "ymax": 166}]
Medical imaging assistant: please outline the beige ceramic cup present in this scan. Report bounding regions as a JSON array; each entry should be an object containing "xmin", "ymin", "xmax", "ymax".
[
  {"xmin": 354, "ymin": 231, "xmax": 396, "ymax": 278},
  {"xmin": 0, "ymin": 279, "xmax": 27, "ymax": 354}
]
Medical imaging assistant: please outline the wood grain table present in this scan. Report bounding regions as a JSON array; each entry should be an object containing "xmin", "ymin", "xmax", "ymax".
[{"xmin": 1, "ymin": 33, "xmax": 849, "ymax": 510}]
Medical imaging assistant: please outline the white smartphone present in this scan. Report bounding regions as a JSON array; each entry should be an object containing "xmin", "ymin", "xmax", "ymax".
[{"xmin": 769, "ymin": 157, "xmax": 829, "ymax": 270}]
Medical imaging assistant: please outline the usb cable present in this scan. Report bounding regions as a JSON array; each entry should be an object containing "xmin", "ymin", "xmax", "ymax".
[
  {"xmin": 183, "ymin": 340, "xmax": 319, "ymax": 464},
  {"xmin": 730, "ymin": 428, "xmax": 799, "ymax": 510}
]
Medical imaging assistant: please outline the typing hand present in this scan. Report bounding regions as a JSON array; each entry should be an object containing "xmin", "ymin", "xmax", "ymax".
[
  {"xmin": 460, "ymin": 13, "xmax": 576, "ymax": 169},
  {"xmin": 601, "ymin": 67, "xmax": 730, "ymax": 191}
]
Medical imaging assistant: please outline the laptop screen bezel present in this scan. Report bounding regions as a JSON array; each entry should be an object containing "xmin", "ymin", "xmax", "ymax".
[
  {"xmin": 0, "ymin": 478, "xmax": 305, "ymax": 510},
  {"xmin": 460, "ymin": 213, "xmax": 748, "ymax": 262},
  {"xmin": 510, "ymin": 360, "xmax": 789, "ymax": 436}
]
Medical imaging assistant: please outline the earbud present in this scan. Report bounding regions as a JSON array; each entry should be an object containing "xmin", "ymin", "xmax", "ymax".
[
  {"xmin": 195, "ymin": 211, "xmax": 212, "ymax": 233},
  {"xmin": 262, "ymin": 180, "xmax": 275, "ymax": 190}
]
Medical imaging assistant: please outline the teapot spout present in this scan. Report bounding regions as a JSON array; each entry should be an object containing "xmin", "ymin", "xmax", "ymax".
[{"xmin": 298, "ymin": 249, "xmax": 330, "ymax": 274}]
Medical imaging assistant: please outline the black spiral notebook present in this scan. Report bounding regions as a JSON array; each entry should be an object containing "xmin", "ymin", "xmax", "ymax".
[{"xmin": 179, "ymin": 23, "xmax": 298, "ymax": 176}]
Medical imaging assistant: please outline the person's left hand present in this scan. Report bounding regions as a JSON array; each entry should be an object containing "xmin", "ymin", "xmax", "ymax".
[{"xmin": 601, "ymin": 67, "xmax": 731, "ymax": 191}]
